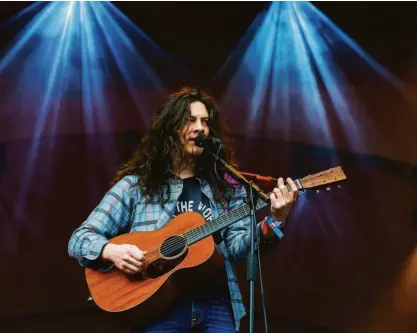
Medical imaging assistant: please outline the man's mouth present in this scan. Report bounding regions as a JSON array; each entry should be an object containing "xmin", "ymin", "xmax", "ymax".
[{"xmin": 187, "ymin": 138, "xmax": 202, "ymax": 148}]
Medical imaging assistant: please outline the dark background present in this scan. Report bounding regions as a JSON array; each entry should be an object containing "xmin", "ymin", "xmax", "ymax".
[{"xmin": 0, "ymin": 2, "xmax": 417, "ymax": 333}]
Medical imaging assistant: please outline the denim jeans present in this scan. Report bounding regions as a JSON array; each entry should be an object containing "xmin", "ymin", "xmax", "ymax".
[{"xmin": 135, "ymin": 296, "xmax": 237, "ymax": 333}]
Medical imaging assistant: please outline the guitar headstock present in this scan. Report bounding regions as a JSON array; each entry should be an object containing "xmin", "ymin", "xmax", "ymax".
[{"xmin": 296, "ymin": 166, "xmax": 347, "ymax": 190}]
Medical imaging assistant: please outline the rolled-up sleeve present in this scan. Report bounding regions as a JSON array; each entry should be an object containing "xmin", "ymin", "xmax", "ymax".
[{"xmin": 68, "ymin": 175, "xmax": 137, "ymax": 269}]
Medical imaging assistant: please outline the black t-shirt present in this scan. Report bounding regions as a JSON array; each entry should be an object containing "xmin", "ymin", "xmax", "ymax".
[
  {"xmin": 174, "ymin": 177, "xmax": 213, "ymax": 221},
  {"xmin": 175, "ymin": 177, "xmax": 229, "ymax": 300}
]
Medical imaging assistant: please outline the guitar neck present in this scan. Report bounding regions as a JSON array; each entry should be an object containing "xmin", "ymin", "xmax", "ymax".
[
  {"xmin": 183, "ymin": 166, "xmax": 346, "ymax": 245},
  {"xmin": 184, "ymin": 195, "xmax": 270, "ymax": 245}
]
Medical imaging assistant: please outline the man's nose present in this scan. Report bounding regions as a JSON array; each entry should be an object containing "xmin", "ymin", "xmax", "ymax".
[{"xmin": 194, "ymin": 120, "xmax": 204, "ymax": 133}]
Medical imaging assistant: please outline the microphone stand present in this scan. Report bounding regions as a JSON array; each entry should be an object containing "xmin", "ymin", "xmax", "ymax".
[
  {"xmin": 206, "ymin": 146, "xmax": 270, "ymax": 333},
  {"xmin": 247, "ymin": 180, "xmax": 258, "ymax": 333}
]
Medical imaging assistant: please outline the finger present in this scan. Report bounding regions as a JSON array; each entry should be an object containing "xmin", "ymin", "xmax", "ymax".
[
  {"xmin": 270, "ymin": 193, "xmax": 279, "ymax": 207},
  {"xmin": 280, "ymin": 183, "xmax": 290, "ymax": 197},
  {"xmin": 121, "ymin": 262, "xmax": 141, "ymax": 274},
  {"xmin": 124, "ymin": 268, "xmax": 140, "ymax": 275},
  {"xmin": 128, "ymin": 246, "xmax": 147, "ymax": 261},
  {"xmin": 277, "ymin": 177, "xmax": 288, "ymax": 192},
  {"xmin": 277, "ymin": 181, "xmax": 290, "ymax": 203},
  {"xmin": 277, "ymin": 177, "xmax": 285, "ymax": 189},
  {"xmin": 287, "ymin": 178, "xmax": 299, "ymax": 197},
  {"xmin": 272, "ymin": 188, "xmax": 285, "ymax": 205},
  {"xmin": 125, "ymin": 255, "xmax": 143, "ymax": 269},
  {"xmin": 273, "ymin": 187, "xmax": 281, "ymax": 198}
]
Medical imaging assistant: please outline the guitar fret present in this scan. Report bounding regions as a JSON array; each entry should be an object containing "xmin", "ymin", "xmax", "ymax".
[
  {"xmin": 184, "ymin": 165, "xmax": 346, "ymax": 243},
  {"xmin": 184, "ymin": 196, "xmax": 269, "ymax": 244}
]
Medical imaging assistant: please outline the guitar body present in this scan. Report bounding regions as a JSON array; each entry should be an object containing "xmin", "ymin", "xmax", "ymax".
[{"xmin": 85, "ymin": 212, "xmax": 224, "ymax": 325}]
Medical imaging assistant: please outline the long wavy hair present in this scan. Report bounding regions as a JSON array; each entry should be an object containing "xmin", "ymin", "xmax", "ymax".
[{"xmin": 114, "ymin": 87, "xmax": 238, "ymax": 205}]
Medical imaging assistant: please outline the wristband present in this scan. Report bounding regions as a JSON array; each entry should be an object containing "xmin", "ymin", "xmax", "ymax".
[{"xmin": 266, "ymin": 216, "xmax": 284, "ymax": 239}]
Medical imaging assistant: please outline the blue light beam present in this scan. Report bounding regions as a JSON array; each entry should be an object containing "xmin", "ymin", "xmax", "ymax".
[
  {"xmin": 0, "ymin": 1, "xmax": 187, "ymax": 225},
  {"xmin": 217, "ymin": 1, "xmax": 405, "ymax": 157}
]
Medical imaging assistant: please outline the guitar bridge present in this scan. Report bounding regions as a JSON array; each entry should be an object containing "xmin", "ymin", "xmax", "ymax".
[{"xmin": 146, "ymin": 250, "xmax": 188, "ymax": 279}]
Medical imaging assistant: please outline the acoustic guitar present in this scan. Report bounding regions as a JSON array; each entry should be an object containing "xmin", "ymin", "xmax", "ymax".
[{"xmin": 85, "ymin": 166, "xmax": 347, "ymax": 324}]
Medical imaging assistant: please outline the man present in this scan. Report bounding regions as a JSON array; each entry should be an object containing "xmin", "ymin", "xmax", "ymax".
[{"xmin": 68, "ymin": 87, "xmax": 299, "ymax": 332}]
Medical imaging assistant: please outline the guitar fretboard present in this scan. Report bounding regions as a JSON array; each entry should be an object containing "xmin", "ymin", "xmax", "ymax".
[{"xmin": 184, "ymin": 195, "xmax": 270, "ymax": 245}]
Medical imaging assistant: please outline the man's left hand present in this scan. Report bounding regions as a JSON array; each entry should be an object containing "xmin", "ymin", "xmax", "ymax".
[{"xmin": 269, "ymin": 177, "xmax": 299, "ymax": 222}]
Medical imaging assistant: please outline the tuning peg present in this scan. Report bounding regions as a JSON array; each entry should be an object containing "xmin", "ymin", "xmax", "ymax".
[
  {"xmin": 316, "ymin": 189, "xmax": 320, "ymax": 193},
  {"xmin": 337, "ymin": 185, "xmax": 342, "ymax": 188},
  {"xmin": 326, "ymin": 187, "xmax": 331, "ymax": 191}
]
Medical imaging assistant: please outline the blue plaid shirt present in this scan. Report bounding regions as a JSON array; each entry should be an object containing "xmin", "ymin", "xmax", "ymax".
[{"xmin": 68, "ymin": 174, "xmax": 270, "ymax": 331}]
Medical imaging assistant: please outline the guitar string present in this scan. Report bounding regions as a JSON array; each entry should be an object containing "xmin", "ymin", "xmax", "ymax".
[
  {"xmin": 143, "ymin": 206, "xmax": 247, "ymax": 261},
  {"xmin": 143, "ymin": 204, "xmax": 251, "ymax": 261},
  {"xmin": 143, "ymin": 175, "xmax": 338, "ymax": 260},
  {"xmin": 136, "ymin": 176, "xmax": 335, "ymax": 264},
  {"xmin": 142, "ymin": 184, "xmax": 320, "ymax": 262},
  {"xmin": 142, "ymin": 179, "xmax": 337, "ymax": 263},
  {"xmin": 143, "ymin": 182, "xmax": 336, "ymax": 262},
  {"xmin": 142, "ymin": 196, "xmax": 270, "ymax": 262}
]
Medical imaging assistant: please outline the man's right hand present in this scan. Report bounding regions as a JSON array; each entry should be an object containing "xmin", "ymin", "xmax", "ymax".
[{"xmin": 101, "ymin": 243, "xmax": 147, "ymax": 275}]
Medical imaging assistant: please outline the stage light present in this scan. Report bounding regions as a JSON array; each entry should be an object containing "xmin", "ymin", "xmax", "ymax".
[
  {"xmin": 0, "ymin": 1, "xmax": 185, "ymax": 217},
  {"xmin": 218, "ymin": 2, "xmax": 404, "ymax": 155}
]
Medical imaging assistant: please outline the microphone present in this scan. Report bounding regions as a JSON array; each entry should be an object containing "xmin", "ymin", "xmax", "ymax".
[{"xmin": 194, "ymin": 134, "xmax": 222, "ymax": 150}]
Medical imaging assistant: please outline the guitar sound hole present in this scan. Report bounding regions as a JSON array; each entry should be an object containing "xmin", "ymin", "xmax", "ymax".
[
  {"xmin": 145, "ymin": 235, "xmax": 188, "ymax": 279},
  {"xmin": 160, "ymin": 235, "xmax": 187, "ymax": 258}
]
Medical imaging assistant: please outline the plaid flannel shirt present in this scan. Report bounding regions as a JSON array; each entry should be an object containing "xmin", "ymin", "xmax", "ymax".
[{"xmin": 68, "ymin": 174, "xmax": 269, "ymax": 331}]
